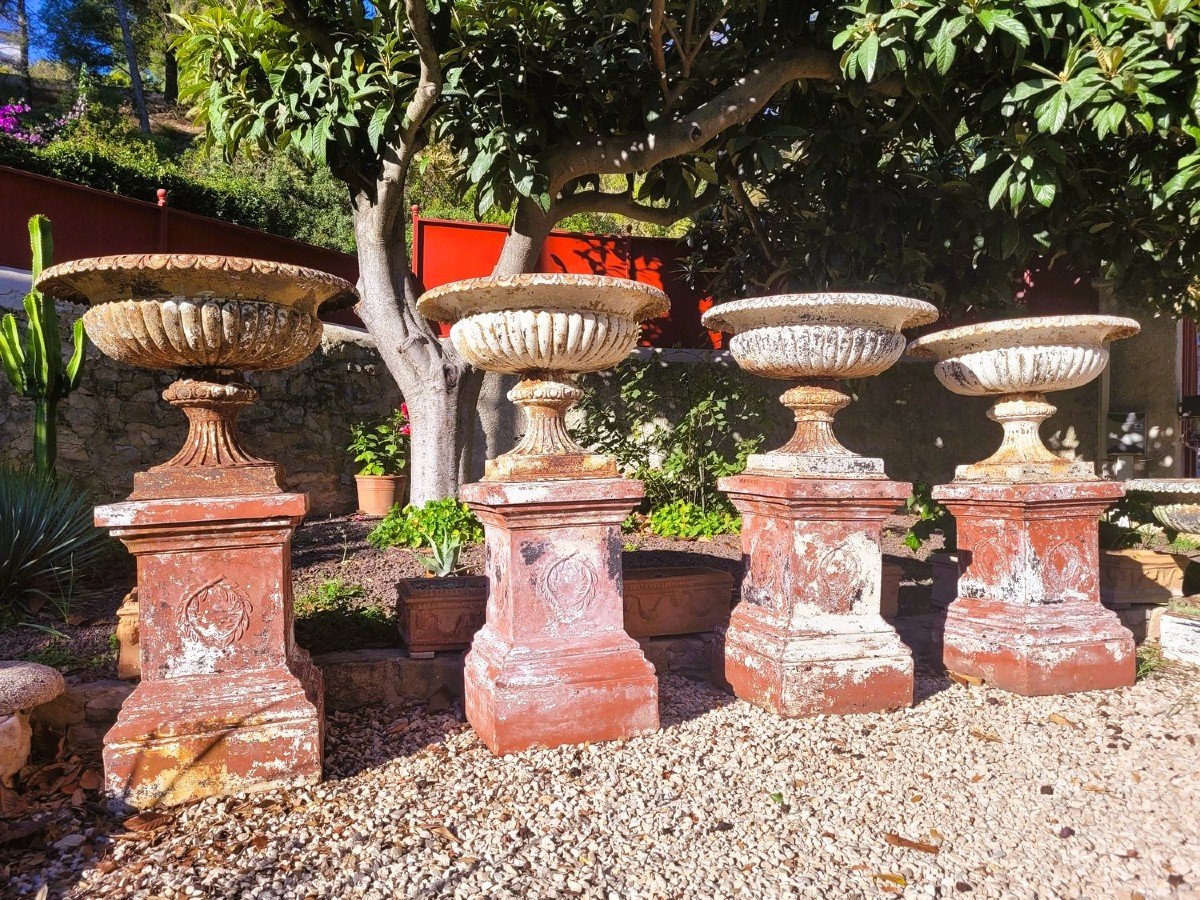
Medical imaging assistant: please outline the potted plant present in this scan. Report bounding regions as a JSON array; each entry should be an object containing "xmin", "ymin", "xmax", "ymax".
[
  {"xmin": 397, "ymin": 530, "xmax": 490, "ymax": 658},
  {"xmin": 349, "ymin": 405, "xmax": 410, "ymax": 516},
  {"xmin": 903, "ymin": 482, "xmax": 958, "ymax": 608},
  {"xmin": 1098, "ymin": 493, "xmax": 1189, "ymax": 609}
]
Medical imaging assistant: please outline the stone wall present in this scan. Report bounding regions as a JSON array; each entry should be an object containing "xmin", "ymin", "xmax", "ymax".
[{"xmin": 1, "ymin": 269, "xmax": 403, "ymax": 514}]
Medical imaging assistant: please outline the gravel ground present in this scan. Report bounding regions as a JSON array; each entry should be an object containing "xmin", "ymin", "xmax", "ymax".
[{"xmin": 3, "ymin": 665, "xmax": 1197, "ymax": 899}]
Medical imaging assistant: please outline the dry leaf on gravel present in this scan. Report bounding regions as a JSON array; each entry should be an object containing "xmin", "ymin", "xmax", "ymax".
[
  {"xmin": 970, "ymin": 727, "xmax": 1002, "ymax": 743},
  {"xmin": 1049, "ymin": 713, "xmax": 1079, "ymax": 729},
  {"xmin": 885, "ymin": 832, "xmax": 941, "ymax": 855},
  {"xmin": 122, "ymin": 812, "xmax": 168, "ymax": 833}
]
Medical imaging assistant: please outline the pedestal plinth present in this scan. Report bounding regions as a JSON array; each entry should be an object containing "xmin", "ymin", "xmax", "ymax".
[
  {"xmin": 718, "ymin": 475, "xmax": 914, "ymax": 717},
  {"xmin": 932, "ymin": 481, "xmax": 1134, "ymax": 695},
  {"xmin": 460, "ymin": 478, "xmax": 659, "ymax": 754},
  {"xmin": 94, "ymin": 494, "xmax": 323, "ymax": 808}
]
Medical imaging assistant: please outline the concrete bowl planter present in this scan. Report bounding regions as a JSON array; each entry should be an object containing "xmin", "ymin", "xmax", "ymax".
[
  {"xmin": 1099, "ymin": 549, "xmax": 1187, "ymax": 608},
  {"xmin": 355, "ymin": 474, "xmax": 407, "ymax": 517},
  {"xmin": 623, "ymin": 567, "xmax": 734, "ymax": 638},
  {"xmin": 908, "ymin": 315, "xmax": 1140, "ymax": 483},
  {"xmin": 397, "ymin": 576, "xmax": 489, "ymax": 658}
]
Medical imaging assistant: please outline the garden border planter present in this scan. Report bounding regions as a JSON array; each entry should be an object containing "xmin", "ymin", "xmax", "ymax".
[
  {"xmin": 1160, "ymin": 609, "xmax": 1200, "ymax": 666},
  {"xmin": 396, "ymin": 565, "xmax": 736, "ymax": 654},
  {"xmin": 622, "ymin": 566, "xmax": 734, "ymax": 638},
  {"xmin": 355, "ymin": 474, "xmax": 407, "ymax": 517},
  {"xmin": 1099, "ymin": 549, "xmax": 1187, "ymax": 608},
  {"xmin": 397, "ymin": 576, "xmax": 489, "ymax": 658}
]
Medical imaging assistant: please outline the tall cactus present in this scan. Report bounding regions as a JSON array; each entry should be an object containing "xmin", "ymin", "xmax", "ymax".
[{"xmin": 0, "ymin": 216, "xmax": 87, "ymax": 475}]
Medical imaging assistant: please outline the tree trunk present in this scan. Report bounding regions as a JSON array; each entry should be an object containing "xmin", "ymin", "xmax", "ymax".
[
  {"xmin": 353, "ymin": 180, "xmax": 476, "ymax": 504},
  {"xmin": 164, "ymin": 48, "xmax": 178, "ymax": 104},
  {"xmin": 114, "ymin": 0, "xmax": 151, "ymax": 133},
  {"xmin": 492, "ymin": 197, "xmax": 556, "ymax": 277},
  {"xmin": 16, "ymin": 0, "xmax": 29, "ymax": 97}
]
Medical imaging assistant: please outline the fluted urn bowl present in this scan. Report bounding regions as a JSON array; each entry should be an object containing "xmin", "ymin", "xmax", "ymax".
[
  {"xmin": 1124, "ymin": 479, "xmax": 1200, "ymax": 541},
  {"xmin": 36, "ymin": 254, "xmax": 356, "ymax": 499},
  {"xmin": 418, "ymin": 273, "xmax": 669, "ymax": 481},
  {"xmin": 37, "ymin": 254, "xmax": 356, "ymax": 372},
  {"xmin": 907, "ymin": 315, "xmax": 1140, "ymax": 482},
  {"xmin": 701, "ymin": 293, "xmax": 939, "ymax": 478}
]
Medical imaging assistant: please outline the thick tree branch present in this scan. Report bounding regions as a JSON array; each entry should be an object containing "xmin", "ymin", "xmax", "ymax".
[
  {"xmin": 402, "ymin": 0, "xmax": 442, "ymax": 147},
  {"xmin": 544, "ymin": 47, "xmax": 896, "ymax": 194},
  {"xmin": 556, "ymin": 184, "xmax": 720, "ymax": 227},
  {"xmin": 729, "ymin": 174, "xmax": 780, "ymax": 268}
]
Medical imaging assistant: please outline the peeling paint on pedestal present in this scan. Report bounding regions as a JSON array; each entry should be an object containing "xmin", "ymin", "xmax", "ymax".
[
  {"xmin": 718, "ymin": 475, "xmax": 914, "ymax": 718},
  {"xmin": 933, "ymin": 480, "xmax": 1135, "ymax": 696},
  {"xmin": 460, "ymin": 478, "xmax": 659, "ymax": 754},
  {"xmin": 99, "ymin": 494, "xmax": 323, "ymax": 809}
]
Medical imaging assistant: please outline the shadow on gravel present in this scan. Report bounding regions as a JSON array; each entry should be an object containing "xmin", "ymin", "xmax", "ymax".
[
  {"xmin": 322, "ymin": 697, "xmax": 469, "ymax": 782},
  {"xmin": 658, "ymin": 674, "xmax": 737, "ymax": 728}
]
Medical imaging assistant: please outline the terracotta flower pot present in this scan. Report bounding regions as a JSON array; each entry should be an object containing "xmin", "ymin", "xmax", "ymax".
[
  {"xmin": 397, "ymin": 576, "xmax": 488, "ymax": 657},
  {"xmin": 1099, "ymin": 549, "xmax": 1187, "ymax": 608},
  {"xmin": 622, "ymin": 567, "xmax": 734, "ymax": 638},
  {"xmin": 356, "ymin": 474, "xmax": 407, "ymax": 516}
]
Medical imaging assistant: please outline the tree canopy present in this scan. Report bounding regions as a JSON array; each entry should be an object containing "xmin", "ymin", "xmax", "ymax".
[{"xmin": 174, "ymin": 0, "xmax": 1200, "ymax": 499}]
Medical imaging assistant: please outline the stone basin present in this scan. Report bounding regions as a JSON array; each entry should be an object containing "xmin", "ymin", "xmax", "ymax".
[
  {"xmin": 907, "ymin": 315, "xmax": 1140, "ymax": 482},
  {"xmin": 37, "ymin": 254, "xmax": 356, "ymax": 372},
  {"xmin": 701, "ymin": 292, "xmax": 938, "ymax": 478},
  {"xmin": 418, "ymin": 273, "xmax": 669, "ymax": 481},
  {"xmin": 1124, "ymin": 478, "xmax": 1200, "ymax": 540}
]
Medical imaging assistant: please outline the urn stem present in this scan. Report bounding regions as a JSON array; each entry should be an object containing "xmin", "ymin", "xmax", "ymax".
[{"xmin": 775, "ymin": 378, "xmax": 855, "ymax": 458}]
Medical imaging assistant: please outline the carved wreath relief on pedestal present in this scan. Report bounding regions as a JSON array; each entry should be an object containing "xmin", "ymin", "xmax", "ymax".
[
  {"xmin": 537, "ymin": 553, "xmax": 599, "ymax": 623},
  {"xmin": 178, "ymin": 577, "xmax": 252, "ymax": 648}
]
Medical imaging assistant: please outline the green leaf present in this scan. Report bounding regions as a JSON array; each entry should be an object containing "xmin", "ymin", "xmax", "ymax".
[
  {"xmin": 931, "ymin": 20, "xmax": 957, "ymax": 75},
  {"xmin": 860, "ymin": 31, "xmax": 880, "ymax": 82}
]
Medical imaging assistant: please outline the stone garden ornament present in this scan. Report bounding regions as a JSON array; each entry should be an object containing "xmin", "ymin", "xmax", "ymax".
[
  {"xmin": 418, "ymin": 274, "xmax": 668, "ymax": 754},
  {"xmin": 909, "ymin": 315, "xmax": 1142, "ymax": 696},
  {"xmin": 701, "ymin": 293, "xmax": 939, "ymax": 718},
  {"xmin": 38, "ymin": 254, "xmax": 355, "ymax": 807}
]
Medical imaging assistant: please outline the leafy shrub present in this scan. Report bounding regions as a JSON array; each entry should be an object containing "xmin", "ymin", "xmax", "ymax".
[
  {"xmin": 348, "ymin": 406, "xmax": 411, "ymax": 476},
  {"xmin": 574, "ymin": 355, "xmax": 777, "ymax": 515},
  {"xmin": 1, "ymin": 465, "xmax": 107, "ymax": 620},
  {"xmin": 903, "ymin": 482, "xmax": 956, "ymax": 552},
  {"xmin": 647, "ymin": 500, "xmax": 741, "ymax": 539},
  {"xmin": 368, "ymin": 498, "xmax": 484, "ymax": 550},
  {"xmin": 293, "ymin": 578, "xmax": 393, "ymax": 655}
]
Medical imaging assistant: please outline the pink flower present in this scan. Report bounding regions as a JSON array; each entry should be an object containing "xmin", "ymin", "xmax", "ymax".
[
  {"xmin": 400, "ymin": 403, "xmax": 409, "ymax": 419},
  {"xmin": 400, "ymin": 424, "xmax": 411, "ymax": 436}
]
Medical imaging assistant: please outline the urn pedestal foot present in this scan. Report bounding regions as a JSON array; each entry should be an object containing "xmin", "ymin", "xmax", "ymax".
[
  {"xmin": 933, "ymin": 481, "xmax": 1135, "ymax": 696},
  {"xmin": 460, "ymin": 479, "xmax": 659, "ymax": 754},
  {"xmin": 95, "ymin": 494, "xmax": 323, "ymax": 808},
  {"xmin": 717, "ymin": 475, "xmax": 914, "ymax": 717}
]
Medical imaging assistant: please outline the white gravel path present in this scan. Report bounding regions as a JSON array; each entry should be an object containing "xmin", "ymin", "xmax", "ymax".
[{"xmin": 10, "ymin": 667, "xmax": 1200, "ymax": 899}]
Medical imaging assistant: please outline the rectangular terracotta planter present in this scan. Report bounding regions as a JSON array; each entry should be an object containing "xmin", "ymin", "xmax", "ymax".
[
  {"xmin": 622, "ymin": 566, "xmax": 734, "ymax": 639},
  {"xmin": 930, "ymin": 551, "xmax": 959, "ymax": 609},
  {"xmin": 397, "ymin": 566, "xmax": 735, "ymax": 654},
  {"xmin": 1099, "ymin": 549, "xmax": 1187, "ymax": 608},
  {"xmin": 397, "ymin": 576, "xmax": 488, "ymax": 657},
  {"xmin": 881, "ymin": 562, "xmax": 901, "ymax": 618}
]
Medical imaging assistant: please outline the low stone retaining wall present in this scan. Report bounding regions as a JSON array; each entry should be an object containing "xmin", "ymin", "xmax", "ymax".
[{"xmin": 30, "ymin": 635, "xmax": 718, "ymax": 751}]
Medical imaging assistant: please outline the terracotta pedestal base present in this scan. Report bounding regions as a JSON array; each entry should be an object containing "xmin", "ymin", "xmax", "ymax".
[
  {"xmin": 718, "ymin": 475, "xmax": 914, "ymax": 718},
  {"xmin": 933, "ymin": 481, "xmax": 1134, "ymax": 696},
  {"xmin": 460, "ymin": 479, "xmax": 659, "ymax": 754},
  {"xmin": 94, "ymin": 494, "xmax": 323, "ymax": 808}
]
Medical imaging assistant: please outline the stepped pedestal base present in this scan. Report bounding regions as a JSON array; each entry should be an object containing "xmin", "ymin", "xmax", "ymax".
[
  {"xmin": 461, "ymin": 479, "xmax": 659, "ymax": 754},
  {"xmin": 933, "ymin": 481, "xmax": 1134, "ymax": 696},
  {"xmin": 95, "ymin": 494, "xmax": 323, "ymax": 808},
  {"xmin": 717, "ymin": 475, "xmax": 913, "ymax": 718}
]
